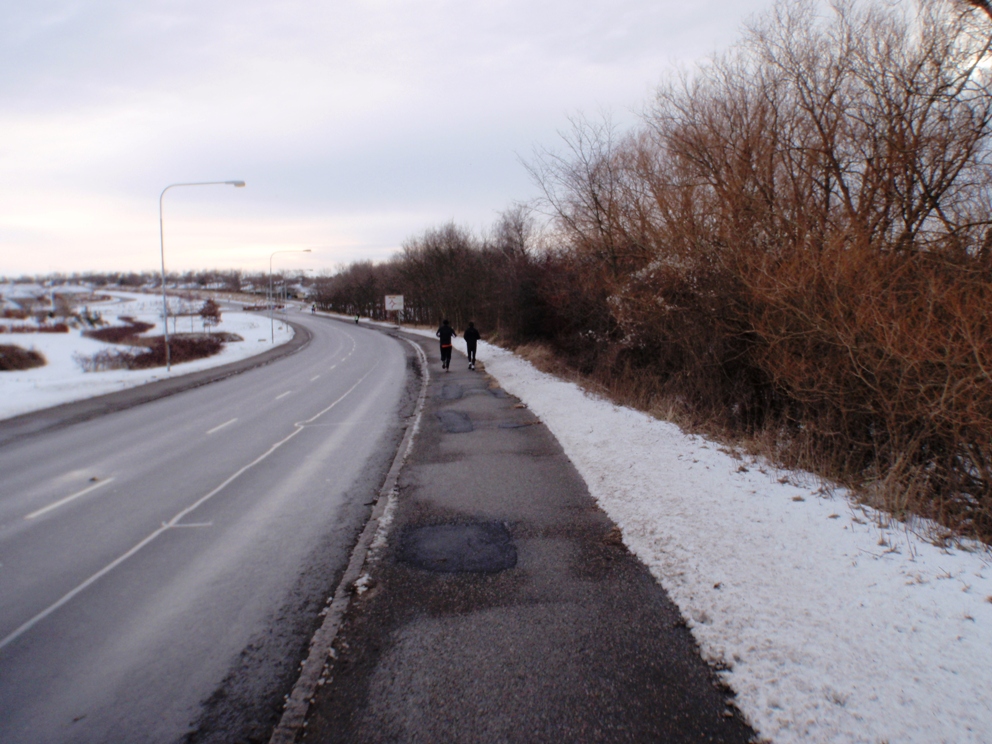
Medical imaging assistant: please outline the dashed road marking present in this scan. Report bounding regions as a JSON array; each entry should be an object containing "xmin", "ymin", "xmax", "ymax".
[
  {"xmin": 25, "ymin": 478, "xmax": 116, "ymax": 521},
  {"xmin": 207, "ymin": 418, "xmax": 238, "ymax": 434},
  {"xmin": 0, "ymin": 362, "xmax": 379, "ymax": 653}
]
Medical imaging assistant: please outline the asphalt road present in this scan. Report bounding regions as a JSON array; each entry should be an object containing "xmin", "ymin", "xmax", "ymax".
[{"xmin": 0, "ymin": 313, "xmax": 414, "ymax": 744}]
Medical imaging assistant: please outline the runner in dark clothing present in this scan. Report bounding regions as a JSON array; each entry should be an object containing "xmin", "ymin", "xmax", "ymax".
[
  {"xmin": 464, "ymin": 321, "xmax": 480, "ymax": 370},
  {"xmin": 436, "ymin": 319, "xmax": 457, "ymax": 371}
]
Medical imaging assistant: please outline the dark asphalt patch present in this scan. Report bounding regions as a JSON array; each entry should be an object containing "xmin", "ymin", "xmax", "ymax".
[
  {"xmin": 435, "ymin": 410, "xmax": 473, "ymax": 433},
  {"xmin": 439, "ymin": 383, "xmax": 463, "ymax": 400},
  {"xmin": 397, "ymin": 522, "xmax": 517, "ymax": 573}
]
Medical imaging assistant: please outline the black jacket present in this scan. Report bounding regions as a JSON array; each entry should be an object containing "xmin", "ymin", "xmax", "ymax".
[
  {"xmin": 436, "ymin": 325, "xmax": 456, "ymax": 345},
  {"xmin": 463, "ymin": 327, "xmax": 480, "ymax": 346}
]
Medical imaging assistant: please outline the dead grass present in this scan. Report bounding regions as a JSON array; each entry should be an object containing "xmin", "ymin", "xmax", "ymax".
[
  {"xmin": 130, "ymin": 335, "xmax": 223, "ymax": 368},
  {"xmin": 74, "ymin": 332, "xmax": 225, "ymax": 371},
  {"xmin": 83, "ymin": 319, "xmax": 154, "ymax": 344},
  {"xmin": 0, "ymin": 323, "xmax": 69, "ymax": 333},
  {"xmin": 73, "ymin": 349, "xmax": 135, "ymax": 372},
  {"xmin": 0, "ymin": 344, "xmax": 46, "ymax": 371},
  {"xmin": 511, "ymin": 341, "xmax": 708, "ymax": 435}
]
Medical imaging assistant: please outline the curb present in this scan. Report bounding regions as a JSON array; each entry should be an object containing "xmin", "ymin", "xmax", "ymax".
[
  {"xmin": 268, "ymin": 337, "xmax": 430, "ymax": 744},
  {"xmin": 0, "ymin": 315, "xmax": 312, "ymax": 447}
]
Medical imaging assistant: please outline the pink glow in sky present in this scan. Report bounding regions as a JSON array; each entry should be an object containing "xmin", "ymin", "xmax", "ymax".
[{"xmin": 0, "ymin": 0, "xmax": 772, "ymax": 274}]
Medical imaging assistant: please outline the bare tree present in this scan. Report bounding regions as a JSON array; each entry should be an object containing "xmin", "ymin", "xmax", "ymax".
[{"xmin": 199, "ymin": 299, "xmax": 221, "ymax": 334}]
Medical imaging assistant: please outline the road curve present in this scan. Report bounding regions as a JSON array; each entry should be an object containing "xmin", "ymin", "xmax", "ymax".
[{"xmin": 0, "ymin": 313, "xmax": 414, "ymax": 743}]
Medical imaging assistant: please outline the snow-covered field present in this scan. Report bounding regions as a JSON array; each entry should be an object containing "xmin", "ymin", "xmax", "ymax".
[
  {"xmin": 0, "ymin": 291, "xmax": 295, "ymax": 421},
  {"xmin": 407, "ymin": 328, "xmax": 991, "ymax": 744}
]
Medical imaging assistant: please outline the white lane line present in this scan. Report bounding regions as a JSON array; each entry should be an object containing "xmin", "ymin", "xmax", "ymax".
[
  {"xmin": 25, "ymin": 478, "xmax": 116, "ymax": 521},
  {"xmin": 310, "ymin": 375, "xmax": 321, "ymax": 381},
  {"xmin": 323, "ymin": 332, "xmax": 357, "ymax": 372},
  {"xmin": 207, "ymin": 418, "xmax": 238, "ymax": 435},
  {"xmin": 0, "ymin": 362, "xmax": 380, "ymax": 653},
  {"xmin": 275, "ymin": 390, "xmax": 293, "ymax": 400}
]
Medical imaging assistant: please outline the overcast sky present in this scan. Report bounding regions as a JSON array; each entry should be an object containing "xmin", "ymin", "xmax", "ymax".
[{"xmin": 0, "ymin": 0, "xmax": 771, "ymax": 276}]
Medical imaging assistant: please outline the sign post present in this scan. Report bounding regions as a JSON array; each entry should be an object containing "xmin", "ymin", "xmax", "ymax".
[{"xmin": 384, "ymin": 295, "xmax": 404, "ymax": 325}]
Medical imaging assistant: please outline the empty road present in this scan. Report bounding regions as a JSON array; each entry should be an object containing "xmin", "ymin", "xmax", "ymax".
[{"xmin": 0, "ymin": 313, "xmax": 412, "ymax": 743}]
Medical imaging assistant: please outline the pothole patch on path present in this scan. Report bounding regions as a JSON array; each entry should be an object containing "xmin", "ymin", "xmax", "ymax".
[
  {"xmin": 397, "ymin": 522, "xmax": 517, "ymax": 573},
  {"xmin": 436, "ymin": 410, "xmax": 473, "ymax": 433},
  {"xmin": 439, "ymin": 383, "xmax": 463, "ymax": 400}
]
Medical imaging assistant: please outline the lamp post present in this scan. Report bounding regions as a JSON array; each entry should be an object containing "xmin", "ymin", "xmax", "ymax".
[
  {"xmin": 269, "ymin": 249, "xmax": 311, "ymax": 343},
  {"xmin": 159, "ymin": 180, "xmax": 245, "ymax": 371}
]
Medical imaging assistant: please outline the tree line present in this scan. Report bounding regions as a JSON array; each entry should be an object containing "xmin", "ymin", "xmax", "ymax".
[
  {"xmin": 313, "ymin": 0, "xmax": 992, "ymax": 540},
  {"xmin": 4, "ymin": 269, "xmax": 311, "ymax": 296}
]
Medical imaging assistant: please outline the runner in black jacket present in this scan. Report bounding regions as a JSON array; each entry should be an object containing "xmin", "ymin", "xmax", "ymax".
[
  {"xmin": 463, "ymin": 321, "xmax": 480, "ymax": 370},
  {"xmin": 436, "ymin": 319, "xmax": 457, "ymax": 371}
]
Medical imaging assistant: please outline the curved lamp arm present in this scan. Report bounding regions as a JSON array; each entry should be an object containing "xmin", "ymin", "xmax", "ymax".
[{"xmin": 159, "ymin": 180, "xmax": 246, "ymax": 370}]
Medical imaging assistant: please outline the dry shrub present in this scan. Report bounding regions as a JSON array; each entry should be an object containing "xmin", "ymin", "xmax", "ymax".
[
  {"xmin": 0, "ymin": 344, "xmax": 46, "ymax": 371},
  {"xmin": 524, "ymin": 0, "xmax": 992, "ymax": 540},
  {"xmin": 510, "ymin": 340, "xmax": 705, "ymax": 434},
  {"xmin": 314, "ymin": 0, "xmax": 992, "ymax": 541},
  {"xmin": 0, "ymin": 323, "xmax": 69, "ymax": 333},
  {"xmin": 129, "ymin": 335, "xmax": 223, "ymax": 368},
  {"xmin": 73, "ymin": 349, "xmax": 137, "ymax": 372},
  {"xmin": 74, "ymin": 336, "xmax": 223, "ymax": 370},
  {"xmin": 745, "ymin": 245, "xmax": 992, "ymax": 532},
  {"xmin": 83, "ymin": 319, "xmax": 154, "ymax": 344},
  {"xmin": 512, "ymin": 342, "xmax": 581, "ymax": 381}
]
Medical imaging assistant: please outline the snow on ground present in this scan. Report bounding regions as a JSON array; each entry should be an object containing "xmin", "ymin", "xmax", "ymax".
[
  {"xmin": 0, "ymin": 291, "xmax": 295, "ymax": 421},
  {"xmin": 401, "ymin": 326, "xmax": 992, "ymax": 744}
]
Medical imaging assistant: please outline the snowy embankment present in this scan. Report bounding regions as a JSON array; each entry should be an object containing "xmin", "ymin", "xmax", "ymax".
[
  {"xmin": 411, "ymin": 329, "xmax": 991, "ymax": 744},
  {"xmin": 0, "ymin": 292, "xmax": 295, "ymax": 421}
]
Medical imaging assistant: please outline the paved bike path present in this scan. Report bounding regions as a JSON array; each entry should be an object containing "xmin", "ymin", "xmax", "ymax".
[{"xmin": 301, "ymin": 334, "xmax": 755, "ymax": 742}]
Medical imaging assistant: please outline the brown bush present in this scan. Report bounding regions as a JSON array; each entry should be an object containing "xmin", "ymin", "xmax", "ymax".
[
  {"xmin": 129, "ymin": 335, "xmax": 223, "ymax": 368},
  {"xmin": 0, "ymin": 323, "xmax": 69, "ymax": 333},
  {"xmin": 516, "ymin": 0, "xmax": 992, "ymax": 539},
  {"xmin": 73, "ymin": 349, "xmax": 137, "ymax": 372},
  {"xmin": 73, "ymin": 334, "xmax": 224, "ymax": 370},
  {"xmin": 311, "ymin": 0, "xmax": 992, "ymax": 541},
  {"xmin": 83, "ymin": 320, "xmax": 154, "ymax": 344},
  {"xmin": 0, "ymin": 344, "xmax": 46, "ymax": 371},
  {"xmin": 743, "ymin": 245, "xmax": 992, "ymax": 531}
]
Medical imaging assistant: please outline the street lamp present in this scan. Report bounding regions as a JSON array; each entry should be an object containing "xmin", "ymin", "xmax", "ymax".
[
  {"xmin": 159, "ymin": 180, "xmax": 246, "ymax": 371},
  {"xmin": 269, "ymin": 249, "xmax": 311, "ymax": 343}
]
